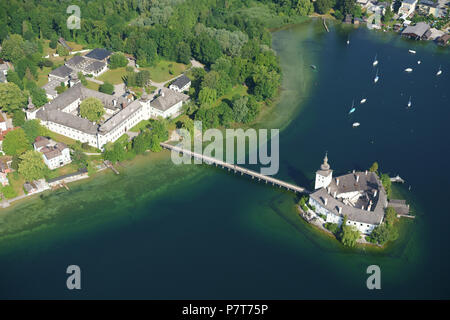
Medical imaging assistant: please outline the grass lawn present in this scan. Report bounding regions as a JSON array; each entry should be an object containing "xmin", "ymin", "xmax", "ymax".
[
  {"xmin": 140, "ymin": 60, "xmax": 190, "ymax": 83},
  {"xmin": 45, "ymin": 130, "xmax": 78, "ymax": 146},
  {"xmin": 97, "ymin": 67, "xmax": 128, "ymax": 85},
  {"xmin": 49, "ymin": 163, "xmax": 80, "ymax": 178},
  {"xmin": 85, "ymin": 80, "xmax": 100, "ymax": 91},
  {"xmin": 213, "ymin": 84, "xmax": 248, "ymax": 108},
  {"xmin": 129, "ymin": 120, "xmax": 151, "ymax": 133},
  {"xmin": 37, "ymin": 66, "xmax": 52, "ymax": 87},
  {"xmin": 7, "ymin": 173, "xmax": 25, "ymax": 197}
]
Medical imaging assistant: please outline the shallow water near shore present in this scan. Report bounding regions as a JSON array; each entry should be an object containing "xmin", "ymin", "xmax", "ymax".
[{"xmin": 0, "ymin": 20, "xmax": 449, "ymax": 299}]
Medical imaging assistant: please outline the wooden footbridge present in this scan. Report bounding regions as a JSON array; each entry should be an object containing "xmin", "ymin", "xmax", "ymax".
[{"xmin": 160, "ymin": 143, "xmax": 309, "ymax": 194}]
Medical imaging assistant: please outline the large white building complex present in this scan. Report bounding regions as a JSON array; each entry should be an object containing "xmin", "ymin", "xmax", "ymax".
[
  {"xmin": 308, "ymin": 154, "xmax": 388, "ymax": 235},
  {"xmin": 26, "ymin": 83, "xmax": 189, "ymax": 150}
]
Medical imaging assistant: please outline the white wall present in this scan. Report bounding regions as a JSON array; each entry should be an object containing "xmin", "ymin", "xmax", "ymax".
[
  {"xmin": 309, "ymin": 197, "xmax": 376, "ymax": 235},
  {"xmin": 315, "ymin": 172, "xmax": 332, "ymax": 189}
]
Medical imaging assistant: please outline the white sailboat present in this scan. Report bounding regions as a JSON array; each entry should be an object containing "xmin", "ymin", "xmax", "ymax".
[
  {"xmin": 373, "ymin": 54, "xmax": 378, "ymax": 66},
  {"xmin": 352, "ymin": 122, "xmax": 360, "ymax": 127},
  {"xmin": 348, "ymin": 100, "xmax": 356, "ymax": 114},
  {"xmin": 360, "ymin": 98, "xmax": 367, "ymax": 104},
  {"xmin": 409, "ymin": 49, "xmax": 416, "ymax": 54},
  {"xmin": 437, "ymin": 65, "xmax": 442, "ymax": 76},
  {"xmin": 374, "ymin": 69, "xmax": 379, "ymax": 83},
  {"xmin": 405, "ymin": 68, "xmax": 413, "ymax": 72},
  {"xmin": 347, "ymin": 37, "xmax": 350, "ymax": 45},
  {"xmin": 417, "ymin": 60, "xmax": 421, "ymax": 65},
  {"xmin": 407, "ymin": 96, "xmax": 412, "ymax": 108}
]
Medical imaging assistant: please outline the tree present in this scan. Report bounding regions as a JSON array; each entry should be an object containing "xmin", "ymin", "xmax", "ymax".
[
  {"xmin": 31, "ymin": 87, "xmax": 48, "ymax": 107},
  {"xmin": 12, "ymin": 109, "xmax": 26, "ymax": 127},
  {"xmin": 383, "ymin": 7, "xmax": 394, "ymax": 22},
  {"xmin": 99, "ymin": 82, "xmax": 114, "ymax": 95},
  {"xmin": 232, "ymin": 96, "xmax": 249, "ymax": 123},
  {"xmin": 49, "ymin": 35, "xmax": 58, "ymax": 49},
  {"xmin": 369, "ymin": 161, "xmax": 379, "ymax": 173},
  {"xmin": 103, "ymin": 141, "xmax": 127, "ymax": 163},
  {"xmin": 385, "ymin": 207, "xmax": 397, "ymax": 226},
  {"xmin": 337, "ymin": 0, "xmax": 355, "ymax": 15},
  {"xmin": 71, "ymin": 149, "xmax": 88, "ymax": 169},
  {"xmin": 176, "ymin": 42, "xmax": 191, "ymax": 64},
  {"xmin": 132, "ymin": 132, "xmax": 149, "ymax": 154},
  {"xmin": 198, "ymin": 87, "xmax": 217, "ymax": 106},
  {"xmin": 0, "ymin": 83, "xmax": 27, "ymax": 114},
  {"xmin": 109, "ymin": 52, "xmax": 128, "ymax": 69},
  {"xmin": 191, "ymin": 32, "xmax": 222, "ymax": 66},
  {"xmin": 56, "ymin": 44, "xmax": 69, "ymax": 56},
  {"xmin": 18, "ymin": 150, "xmax": 47, "ymax": 181},
  {"xmin": 1, "ymin": 34, "xmax": 25, "ymax": 63},
  {"xmin": 338, "ymin": 216, "xmax": 360, "ymax": 247},
  {"xmin": 80, "ymin": 97, "xmax": 105, "ymax": 122},
  {"xmin": 3, "ymin": 128, "xmax": 31, "ymax": 156},
  {"xmin": 296, "ymin": 0, "xmax": 314, "ymax": 16},
  {"xmin": 315, "ymin": 0, "xmax": 334, "ymax": 14},
  {"xmin": 22, "ymin": 119, "xmax": 46, "ymax": 144},
  {"xmin": 380, "ymin": 173, "xmax": 392, "ymax": 198}
]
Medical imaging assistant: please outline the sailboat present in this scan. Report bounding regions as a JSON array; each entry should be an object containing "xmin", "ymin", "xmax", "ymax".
[
  {"xmin": 417, "ymin": 60, "xmax": 421, "ymax": 65},
  {"xmin": 373, "ymin": 54, "xmax": 378, "ymax": 67},
  {"xmin": 407, "ymin": 96, "xmax": 412, "ymax": 108},
  {"xmin": 360, "ymin": 98, "xmax": 367, "ymax": 104},
  {"xmin": 374, "ymin": 69, "xmax": 379, "ymax": 83},
  {"xmin": 409, "ymin": 49, "xmax": 416, "ymax": 54},
  {"xmin": 347, "ymin": 37, "xmax": 350, "ymax": 45},
  {"xmin": 352, "ymin": 122, "xmax": 360, "ymax": 127},
  {"xmin": 437, "ymin": 65, "xmax": 442, "ymax": 76},
  {"xmin": 405, "ymin": 67, "xmax": 413, "ymax": 72},
  {"xmin": 348, "ymin": 100, "xmax": 356, "ymax": 114}
]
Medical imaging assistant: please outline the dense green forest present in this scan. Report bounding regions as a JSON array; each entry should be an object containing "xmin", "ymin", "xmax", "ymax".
[{"xmin": 0, "ymin": 0, "xmax": 326, "ymax": 127}]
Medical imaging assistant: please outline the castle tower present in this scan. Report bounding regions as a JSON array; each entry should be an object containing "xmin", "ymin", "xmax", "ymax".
[
  {"xmin": 25, "ymin": 96, "xmax": 37, "ymax": 120},
  {"xmin": 314, "ymin": 152, "xmax": 333, "ymax": 189}
]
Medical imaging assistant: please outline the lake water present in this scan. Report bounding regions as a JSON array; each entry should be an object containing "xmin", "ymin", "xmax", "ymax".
[{"xmin": 0, "ymin": 20, "xmax": 449, "ymax": 299}]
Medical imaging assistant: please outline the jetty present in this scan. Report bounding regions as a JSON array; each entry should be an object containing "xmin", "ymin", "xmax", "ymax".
[
  {"xmin": 160, "ymin": 143, "xmax": 309, "ymax": 194},
  {"xmin": 323, "ymin": 18, "xmax": 329, "ymax": 32},
  {"xmin": 104, "ymin": 160, "xmax": 119, "ymax": 175},
  {"xmin": 390, "ymin": 175, "xmax": 405, "ymax": 183}
]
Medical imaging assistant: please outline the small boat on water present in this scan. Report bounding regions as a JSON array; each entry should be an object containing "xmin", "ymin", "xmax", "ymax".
[
  {"xmin": 405, "ymin": 68, "xmax": 413, "ymax": 72},
  {"xmin": 348, "ymin": 100, "xmax": 356, "ymax": 114},
  {"xmin": 310, "ymin": 65, "xmax": 317, "ymax": 70},
  {"xmin": 374, "ymin": 69, "xmax": 379, "ymax": 83},
  {"xmin": 373, "ymin": 54, "xmax": 378, "ymax": 67},
  {"xmin": 407, "ymin": 96, "xmax": 412, "ymax": 108},
  {"xmin": 352, "ymin": 122, "xmax": 360, "ymax": 127},
  {"xmin": 347, "ymin": 38, "xmax": 350, "ymax": 45},
  {"xmin": 409, "ymin": 49, "xmax": 416, "ymax": 54},
  {"xmin": 417, "ymin": 60, "xmax": 421, "ymax": 64},
  {"xmin": 437, "ymin": 65, "xmax": 442, "ymax": 76},
  {"xmin": 360, "ymin": 98, "xmax": 367, "ymax": 104}
]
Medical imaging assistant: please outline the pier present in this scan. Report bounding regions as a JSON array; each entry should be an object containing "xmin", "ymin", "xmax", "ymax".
[
  {"xmin": 104, "ymin": 160, "xmax": 120, "ymax": 175},
  {"xmin": 323, "ymin": 18, "xmax": 329, "ymax": 32},
  {"xmin": 160, "ymin": 143, "xmax": 309, "ymax": 194},
  {"xmin": 390, "ymin": 175, "xmax": 405, "ymax": 183}
]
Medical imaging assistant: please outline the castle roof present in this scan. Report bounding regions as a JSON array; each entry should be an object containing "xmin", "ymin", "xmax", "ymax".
[{"xmin": 310, "ymin": 171, "xmax": 387, "ymax": 225}]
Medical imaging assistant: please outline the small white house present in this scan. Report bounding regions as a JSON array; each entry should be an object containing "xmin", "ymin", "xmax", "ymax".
[
  {"xmin": 34, "ymin": 136, "xmax": 71, "ymax": 170},
  {"xmin": 150, "ymin": 88, "xmax": 190, "ymax": 118},
  {"xmin": 169, "ymin": 75, "xmax": 191, "ymax": 93}
]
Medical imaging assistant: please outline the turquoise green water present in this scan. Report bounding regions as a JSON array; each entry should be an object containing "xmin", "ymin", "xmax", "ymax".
[{"xmin": 0, "ymin": 20, "xmax": 449, "ymax": 299}]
